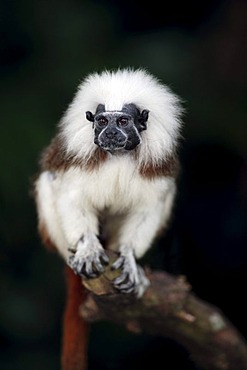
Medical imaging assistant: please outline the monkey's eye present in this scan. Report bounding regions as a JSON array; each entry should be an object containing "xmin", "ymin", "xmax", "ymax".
[
  {"xmin": 97, "ymin": 117, "xmax": 108, "ymax": 126},
  {"xmin": 118, "ymin": 117, "xmax": 129, "ymax": 126}
]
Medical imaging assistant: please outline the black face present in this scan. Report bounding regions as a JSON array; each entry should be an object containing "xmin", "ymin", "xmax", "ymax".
[{"xmin": 86, "ymin": 103, "xmax": 149, "ymax": 152}]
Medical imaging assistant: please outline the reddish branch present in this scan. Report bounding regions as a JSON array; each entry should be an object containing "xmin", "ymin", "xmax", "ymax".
[{"xmin": 80, "ymin": 253, "xmax": 247, "ymax": 370}]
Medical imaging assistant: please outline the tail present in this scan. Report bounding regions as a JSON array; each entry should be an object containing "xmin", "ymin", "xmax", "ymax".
[{"xmin": 62, "ymin": 266, "xmax": 89, "ymax": 370}]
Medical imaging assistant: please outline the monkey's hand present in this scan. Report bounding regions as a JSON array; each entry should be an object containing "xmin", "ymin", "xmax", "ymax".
[
  {"xmin": 111, "ymin": 250, "xmax": 149, "ymax": 298},
  {"xmin": 68, "ymin": 234, "xmax": 109, "ymax": 278}
]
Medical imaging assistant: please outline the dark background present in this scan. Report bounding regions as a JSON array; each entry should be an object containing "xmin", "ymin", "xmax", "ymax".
[{"xmin": 1, "ymin": 0, "xmax": 247, "ymax": 369}]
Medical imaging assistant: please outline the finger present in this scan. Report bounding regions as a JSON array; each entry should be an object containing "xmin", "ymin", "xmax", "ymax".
[
  {"xmin": 93, "ymin": 257, "xmax": 105, "ymax": 273},
  {"xmin": 111, "ymin": 256, "xmax": 125, "ymax": 270},
  {"xmin": 84, "ymin": 262, "xmax": 100, "ymax": 278},
  {"xmin": 113, "ymin": 271, "xmax": 128, "ymax": 285},
  {"xmin": 115, "ymin": 280, "xmax": 135, "ymax": 291},
  {"xmin": 100, "ymin": 251, "xmax": 110, "ymax": 265},
  {"xmin": 121, "ymin": 287, "xmax": 135, "ymax": 294}
]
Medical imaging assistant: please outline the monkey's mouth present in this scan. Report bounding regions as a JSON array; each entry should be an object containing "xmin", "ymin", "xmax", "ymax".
[
  {"xmin": 99, "ymin": 142, "xmax": 127, "ymax": 152},
  {"xmin": 95, "ymin": 138, "xmax": 128, "ymax": 152},
  {"xmin": 95, "ymin": 135, "xmax": 141, "ymax": 152}
]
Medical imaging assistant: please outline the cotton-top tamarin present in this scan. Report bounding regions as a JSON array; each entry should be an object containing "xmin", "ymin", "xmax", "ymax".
[{"xmin": 34, "ymin": 68, "xmax": 182, "ymax": 369}]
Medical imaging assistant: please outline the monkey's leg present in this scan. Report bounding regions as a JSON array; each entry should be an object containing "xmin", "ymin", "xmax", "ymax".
[{"xmin": 37, "ymin": 171, "xmax": 109, "ymax": 277}]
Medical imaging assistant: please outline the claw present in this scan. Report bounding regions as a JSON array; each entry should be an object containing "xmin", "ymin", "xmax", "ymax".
[
  {"xmin": 121, "ymin": 286, "xmax": 136, "ymax": 294},
  {"xmin": 115, "ymin": 280, "xmax": 135, "ymax": 291},
  {"xmin": 84, "ymin": 263, "xmax": 94, "ymax": 277},
  {"xmin": 111, "ymin": 252, "xmax": 149, "ymax": 297},
  {"xmin": 113, "ymin": 271, "xmax": 128, "ymax": 285},
  {"xmin": 100, "ymin": 251, "xmax": 110, "ymax": 265},
  {"xmin": 111, "ymin": 255, "xmax": 125, "ymax": 270},
  {"xmin": 67, "ymin": 236, "xmax": 109, "ymax": 278},
  {"xmin": 93, "ymin": 258, "xmax": 105, "ymax": 273}
]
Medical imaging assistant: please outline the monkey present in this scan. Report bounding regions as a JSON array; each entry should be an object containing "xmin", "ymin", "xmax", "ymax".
[{"xmin": 34, "ymin": 68, "xmax": 183, "ymax": 369}]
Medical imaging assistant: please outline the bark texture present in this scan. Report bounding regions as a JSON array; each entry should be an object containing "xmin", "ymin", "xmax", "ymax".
[{"xmin": 80, "ymin": 252, "xmax": 247, "ymax": 370}]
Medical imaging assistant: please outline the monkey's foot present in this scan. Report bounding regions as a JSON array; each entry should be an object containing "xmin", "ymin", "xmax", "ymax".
[
  {"xmin": 68, "ymin": 235, "xmax": 109, "ymax": 278},
  {"xmin": 111, "ymin": 251, "xmax": 150, "ymax": 297}
]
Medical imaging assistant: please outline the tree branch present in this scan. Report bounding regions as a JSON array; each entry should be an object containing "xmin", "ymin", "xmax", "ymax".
[{"xmin": 79, "ymin": 252, "xmax": 247, "ymax": 370}]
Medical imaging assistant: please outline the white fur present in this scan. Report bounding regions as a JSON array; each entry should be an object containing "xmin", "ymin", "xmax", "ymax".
[
  {"xmin": 35, "ymin": 68, "xmax": 182, "ymax": 295},
  {"xmin": 60, "ymin": 68, "xmax": 182, "ymax": 167},
  {"xmin": 36, "ymin": 155, "xmax": 176, "ymax": 261}
]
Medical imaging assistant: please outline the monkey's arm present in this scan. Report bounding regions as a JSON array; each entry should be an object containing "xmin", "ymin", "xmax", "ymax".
[
  {"xmin": 112, "ymin": 178, "xmax": 176, "ymax": 297},
  {"xmin": 54, "ymin": 176, "xmax": 110, "ymax": 277},
  {"xmin": 36, "ymin": 170, "xmax": 109, "ymax": 277}
]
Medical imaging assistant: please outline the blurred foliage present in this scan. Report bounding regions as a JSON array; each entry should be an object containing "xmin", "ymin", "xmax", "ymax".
[{"xmin": 0, "ymin": 0, "xmax": 247, "ymax": 369}]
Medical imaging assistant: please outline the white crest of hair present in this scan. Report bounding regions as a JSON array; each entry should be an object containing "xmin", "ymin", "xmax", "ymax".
[{"xmin": 60, "ymin": 68, "xmax": 182, "ymax": 167}]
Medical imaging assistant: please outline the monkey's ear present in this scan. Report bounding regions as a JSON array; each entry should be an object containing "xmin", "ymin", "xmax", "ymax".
[
  {"xmin": 141, "ymin": 109, "xmax": 149, "ymax": 122},
  {"xmin": 86, "ymin": 111, "xmax": 94, "ymax": 122},
  {"xmin": 138, "ymin": 109, "xmax": 149, "ymax": 130}
]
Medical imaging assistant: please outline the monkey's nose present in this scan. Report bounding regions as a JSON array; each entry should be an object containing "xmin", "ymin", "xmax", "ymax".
[{"xmin": 105, "ymin": 130, "xmax": 118, "ymax": 139}]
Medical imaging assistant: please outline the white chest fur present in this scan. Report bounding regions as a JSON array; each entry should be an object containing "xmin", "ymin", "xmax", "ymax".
[
  {"xmin": 54, "ymin": 155, "xmax": 171, "ymax": 214},
  {"xmin": 37, "ymin": 154, "xmax": 176, "ymax": 264}
]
